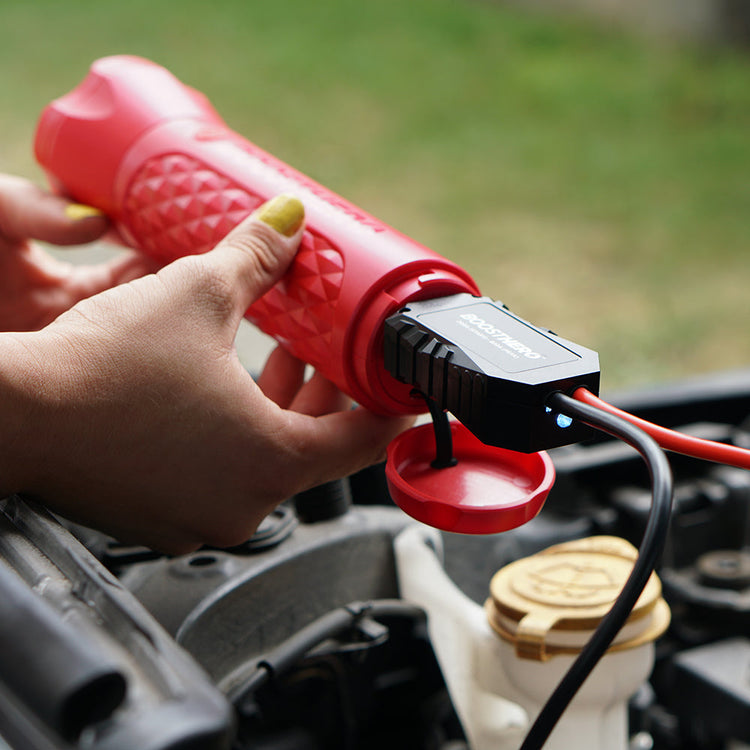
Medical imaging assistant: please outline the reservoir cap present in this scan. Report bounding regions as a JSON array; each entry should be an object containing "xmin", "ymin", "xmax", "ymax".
[{"xmin": 485, "ymin": 536, "xmax": 671, "ymax": 661}]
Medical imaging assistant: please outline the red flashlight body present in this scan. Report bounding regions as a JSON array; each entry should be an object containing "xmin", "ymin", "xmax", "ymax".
[{"xmin": 34, "ymin": 56, "xmax": 479, "ymax": 416}]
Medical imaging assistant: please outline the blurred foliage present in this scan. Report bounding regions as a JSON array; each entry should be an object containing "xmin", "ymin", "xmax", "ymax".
[{"xmin": 1, "ymin": 0, "xmax": 748, "ymax": 388}]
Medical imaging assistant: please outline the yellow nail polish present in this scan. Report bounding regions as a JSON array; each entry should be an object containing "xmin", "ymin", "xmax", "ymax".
[
  {"xmin": 254, "ymin": 195, "xmax": 305, "ymax": 237},
  {"xmin": 65, "ymin": 203, "xmax": 104, "ymax": 221}
]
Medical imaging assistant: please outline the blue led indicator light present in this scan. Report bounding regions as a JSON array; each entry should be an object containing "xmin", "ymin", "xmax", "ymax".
[
  {"xmin": 546, "ymin": 406, "xmax": 572, "ymax": 428},
  {"xmin": 556, "ymin": 413, "xmax": 573, "ymax": 429}
]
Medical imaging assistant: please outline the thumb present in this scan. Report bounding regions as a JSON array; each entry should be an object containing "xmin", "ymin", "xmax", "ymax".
[{"xmin": 201, "ymin": 194, "xmax": 305, "ymax": 316}]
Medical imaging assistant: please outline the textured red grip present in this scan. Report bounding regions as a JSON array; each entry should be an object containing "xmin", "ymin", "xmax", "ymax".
[{"xmin": 123, "ymin": 152, "xmax": 343, "ymax": 370}]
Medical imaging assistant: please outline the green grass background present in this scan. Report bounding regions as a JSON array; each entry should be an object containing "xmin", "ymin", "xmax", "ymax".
[{"xmin": 1, "ymin": 0, "xmax": 748, "ymax": 389}]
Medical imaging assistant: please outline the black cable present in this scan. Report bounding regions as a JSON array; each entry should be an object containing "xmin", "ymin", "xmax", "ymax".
[
  {"xmin": 423, "ymin": 395, "xmax": 458, "ymax": 469},
  {"xmin": 519, "ymin": 391, "xmax": 674, "ymax": 750}
]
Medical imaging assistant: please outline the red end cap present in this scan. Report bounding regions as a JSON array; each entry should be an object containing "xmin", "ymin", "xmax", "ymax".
[
  {"xmin": 34, "ymin": 55, "xmax": 224, "ymax": 213},
  {"xmin": 386, "ymin": 422, "xmax": 554, "ymax": 534}
]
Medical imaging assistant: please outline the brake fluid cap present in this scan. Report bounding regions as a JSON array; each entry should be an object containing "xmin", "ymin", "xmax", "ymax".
[
  {"xmin": 485, "ymin": 536, "xmax": 671, "ymax": 661},
  {"xmin": 385, "ymin": 421, "xmax": 554, "ymax": 534}
]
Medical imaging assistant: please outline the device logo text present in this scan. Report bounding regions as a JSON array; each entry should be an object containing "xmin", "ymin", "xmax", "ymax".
[{"xmin": 459, "ymin": 313, "xmax": 544, "ymax": 360}]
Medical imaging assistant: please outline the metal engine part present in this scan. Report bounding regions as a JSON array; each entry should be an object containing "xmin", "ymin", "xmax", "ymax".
[{"xmin": 2, "ymin": 369, "xmax": 750, "ymax": 749}]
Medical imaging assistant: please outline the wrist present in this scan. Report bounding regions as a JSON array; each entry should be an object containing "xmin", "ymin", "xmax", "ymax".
[{"xmin": 0, "ymin": 333, "xmax": 43, "ymax": 496}]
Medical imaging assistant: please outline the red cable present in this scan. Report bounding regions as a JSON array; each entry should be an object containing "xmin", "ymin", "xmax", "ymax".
[{"xmin": 572, "ymin": 387, "xmax": 750, "ymax": 471}]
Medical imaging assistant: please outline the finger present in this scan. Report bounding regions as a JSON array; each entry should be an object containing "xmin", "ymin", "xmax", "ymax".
[
  {"xmin": 256, "ymin": 346, "xmax": 307, "ymax": 408},
  {"xmin": 202, "ymin": 194, "xmax": 305, "ymax": 319},
  {"xmin": 295, "ymin": 409, "xmax": 416, "ymax": 486},
  {"xmin": 0, "ymin": 175, "xmax": 108, "ymax": 247},
  {"xmin": 290, "ymin": 371, "xmax": 351, "ymax": 417}
]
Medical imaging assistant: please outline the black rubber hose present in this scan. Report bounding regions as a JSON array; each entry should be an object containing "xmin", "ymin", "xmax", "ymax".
[
  {"xmin": 0, "ymin": 562, "xmax": 126, "ymax": 740},
  {"xmin": 229, "ymin": 600, "xmax": 425, "ymax": 705}
]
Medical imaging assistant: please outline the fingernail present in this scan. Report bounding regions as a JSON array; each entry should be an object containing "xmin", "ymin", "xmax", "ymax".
[
  {"xmin": 65, "ymin": 203, "xmax": 104, "ymax": 221},
  {"xmin": 254, "ymin": 195, "xmax": 305, "ymax": 237}
]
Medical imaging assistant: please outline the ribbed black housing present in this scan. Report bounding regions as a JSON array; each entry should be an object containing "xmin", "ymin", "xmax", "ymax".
[{"xmin": 384, "ymin": 294, "xmax": 601, "ymax": 453}]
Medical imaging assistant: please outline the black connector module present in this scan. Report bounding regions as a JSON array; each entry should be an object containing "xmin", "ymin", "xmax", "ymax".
[{"xmin": 384, "ymin": 293, "xmax": 600, "ymax": 453}]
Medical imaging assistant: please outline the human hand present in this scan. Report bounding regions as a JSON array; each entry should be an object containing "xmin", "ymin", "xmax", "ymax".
[
  {"xmin": 0, "ymin": 174, "xmax": 156, "ymax": 332},
  {"xmin": 0, "ymin": 195, "xmax": 412, "ymax": 554}
]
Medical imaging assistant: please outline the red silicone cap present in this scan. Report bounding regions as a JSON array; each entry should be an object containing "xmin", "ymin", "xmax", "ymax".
[
  {"xmin": 386, "ymin": 422, "xmax": 554, "ymax": 534},
  {"xmin": 35, "ymin": 55, "xmax": 223, "ymax": 213}
]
